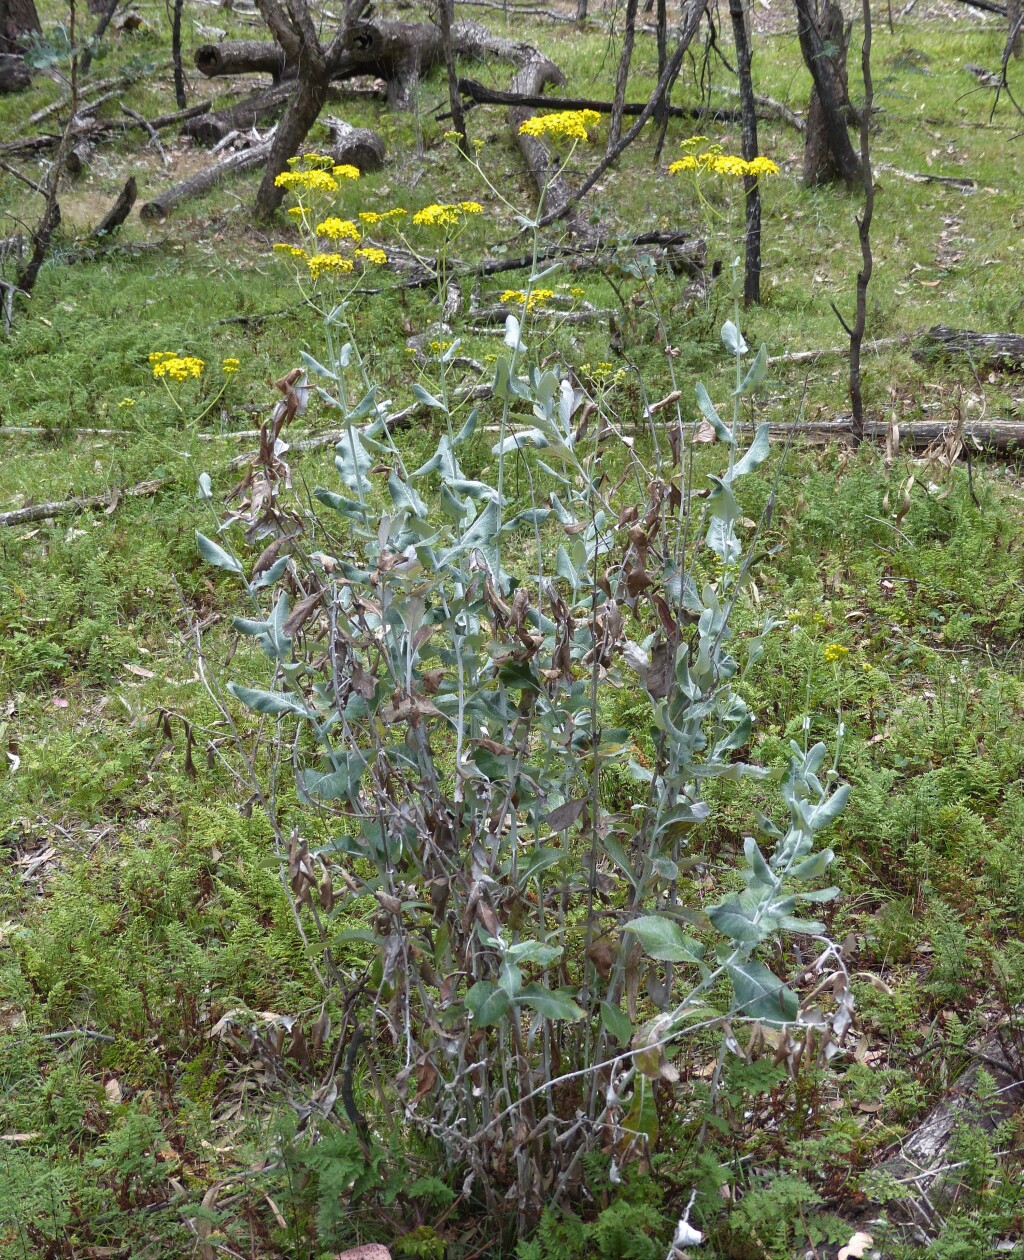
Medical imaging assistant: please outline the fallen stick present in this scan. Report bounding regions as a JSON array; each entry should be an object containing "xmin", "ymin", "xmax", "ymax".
[
  {"xmin": 120, "ymin": 103, "xmax": 169, "ymax": 165},
  {"xmin": 0, "ymin": 479, "xmax": 165, "ymax": 528},
  {"xmin": 140, "ymin": 141, "xmax": 273, "ymax": 223},
  {"xmin": 767, "ymin": 335, "xmax": 908, "ymax": 365},
  {"xmin": 450, "ymin": 76, "xmax": 738, "ymax": 121}
]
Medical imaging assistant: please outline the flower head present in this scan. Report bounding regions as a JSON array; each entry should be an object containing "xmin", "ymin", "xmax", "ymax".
[
  {"xmin": 518, "ymin": 109, "xmax": 601, "ymax": 144},
  {"xmin": 152, "ymin": 354, "xmax": 204, "ymax": 382},
  {"xmin": 354, "ymin": 246, "xmax": 387, "ymax": 266},
  {"xmin": 823, "ymin": 643, "xmax": 850, "ymax": 664},
  {"xmin": 222, "ymin": 357, "xmax": 240, "ymax": 374},
  {"xmin": 275, "ymin": 169, "xmax": 339, "ymax": 193},
  {"xmin": 332, "ymin": 164, "xmax": 361, "ymax": 180},
  {"xmin": 316, "ymin": 216, "xmax": 360, "ymax": 242},
  {"xmin": 307, "ymin": 253, "xmax": 354, "ymax": 280},
  {"xmin": 413, "ymin": 203, "xmax": 462, "ymax": 228}
]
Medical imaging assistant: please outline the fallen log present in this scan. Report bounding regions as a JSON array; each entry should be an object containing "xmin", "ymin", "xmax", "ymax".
[
  {"xmin": 194, "ymin": 38, "xmax": 291, "ymax": 80},
  {"xmin": 0, "ymin": 52, "xmax": 31, "ymax": 92},
  {"xmin": 912, "ymin": 325, "xmax": 1024, "ymax": 370},
  {"xmin": 324, "ymin": 115, "xmax": 383, "ymax": 171},
  {"xmin": 0, "ymin": 479, "xmax": 165, "ymax": 528},
  {"xmin": 861, "ymin": 1020, "xmax": 1024, "ymax": 1236},
  {"xmin": 181, "ymin": 83, "xmax": 293, "ymax": 145},
  {"xmin": 453, "ymin": 76, "xmax": 724, "ymax": 119},
  {"xmin": 508, "ymin": 54, "xmax": 578, "ymax": 225},
  {"xmin": 91, "ymin": 174, "xmax": 137, "ymax": 236},
  {"xmin": 140, "ymin": 141, "xmax": 272, "ymax": 222}
]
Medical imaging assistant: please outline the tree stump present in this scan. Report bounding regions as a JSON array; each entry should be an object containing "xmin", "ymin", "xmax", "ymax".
[
  {"xmin": 797, "ymin": 0, "xmax": 860, "ymax": 187},
  {"xmin": 194, "ymin": 39, "xmax": 291, "ymax": 81},
  {"xmin": 324, "ymin": 116, "xmax": 384, "ymax": 171}
]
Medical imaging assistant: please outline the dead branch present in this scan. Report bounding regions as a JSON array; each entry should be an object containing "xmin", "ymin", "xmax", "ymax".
[
  {"xmin": 90, "ymin": 174, "xmax": 137, "ymax": 236},
  {"xmin": 141, "ymin": 141, "xmax": 273, "ymax": 223},
  {"xmin": 120, "ymin": 102, "xmax": 169, "ymax": 164},
  {"xmin": 0, "ymin": 479, "xmax": 165, "ymax": 528},
  {"xmin": 449, "ymin": 76, "xmax": 746, "ymax": 122}
]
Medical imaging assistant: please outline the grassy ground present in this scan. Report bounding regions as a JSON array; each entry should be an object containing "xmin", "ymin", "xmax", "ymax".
[{"xmin": 3, "ymin": 1, "xmax": 1024, "ymax": 1257}]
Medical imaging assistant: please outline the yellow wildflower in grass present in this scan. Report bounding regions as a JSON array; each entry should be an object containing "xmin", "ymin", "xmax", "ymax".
[
  {"xmin": 669, "ymin": 145, "xmax": 781, "ymax": 180},
  {"xmin": 442, "ymin": 130, "xmax": 462, "ymax": 143},
  {"xmin": 316, "ymin": 216, "xmax": 360, "ymax": 242},
  {"xmin": 569, "ymin": 286, "xmax": 586, "ymax": 300},
  {"xmin": 459, "ymin": 200, "xmax": 483, "ymax": 214},
  {"xmin": 118, "ymin": 397, "xmax": 136, "ymax": 408},
  {"xmin": 412, "ymin": 203, "xmax": 462, "ymax": 228},
  {"xmin": 287, "ymin": 206, "xmax": 305, "ymax": 217},
  {"xmin": 354, "ymin": 246, "xmax": 387, "ymax": 266},
  {"xmin": 517, "ymin": 109, "xmax": 601, "ymax": 144},
  {"xmin": 498, "ymin": 288, "xmax": 555, "ymax": 312},
  {"xmin": 222, "ymin": 358, "xmax": 240, "ymax": 374},
  {"xmin": 152, "ymin": 355, "xmax": 204, "ymax": 382},
  {"xmin": 358, "ymin": 211, "xmax": 382, "ymax": 225},
  {"xmin": 148, "ymin": 351, "xmax": 174, "ymax": 364},
  {"xmin": 306, "ymin": 253, "xmax": 354, "ymax": 280},
  {"xmin": 823, "ymin": 643, "xmax": 850, "ymax": 664},
  {"xmin": 332, "ymin": 164, "xmax": 361, "ymax": 180},
  {"xmin": 274, "ymin": 169, "xmax": 339, "ymax": 194},
  {"xmin": 430, "ymin": 340, "xmax": 453, "ymax": 354}
]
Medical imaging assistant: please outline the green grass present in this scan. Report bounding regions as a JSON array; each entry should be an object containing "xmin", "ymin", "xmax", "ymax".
[{"xmin": 3, "ymin": 1, "xmax": 1024, "ymax": 1256}]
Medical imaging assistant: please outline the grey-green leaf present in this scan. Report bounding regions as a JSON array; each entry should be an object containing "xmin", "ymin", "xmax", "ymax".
[{"xmin": 196, "ymin": 532, "xmax": 242, "ymax": 575}]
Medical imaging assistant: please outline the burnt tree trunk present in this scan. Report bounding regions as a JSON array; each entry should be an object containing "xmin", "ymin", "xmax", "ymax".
[
  {"xmin": 254, "ymin": 74, "xmax": 331, "ymax": 220},
  {"xmin": 437, "ymin": 0, "xmax": 469, "ymax": 154},
  {"xmin": 607, "ymin": 0, "xmax": 639, "ymax": 152},
  {"xmin": 794, "ymin": 0, "xmax": 862, "ymax": 187},
  {"xmin": 0, "ymin": 0, "xmax": 40, "ymax": 52},
  {"xmin": 171, "ymin": 0, "xmax": 186, "ymax": 108},
  {"xmin": 728, "ymin": 0, "xmax": 761, "ymax": 304},
  {"xmin": 0, "ymin": 49, "xmax": 30, "ymax": 90}
]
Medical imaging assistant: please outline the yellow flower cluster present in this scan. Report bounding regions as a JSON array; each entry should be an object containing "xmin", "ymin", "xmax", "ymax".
[
  {"xmin": 579, "ymin": 360, "xmax": 627, "ymax": 386},
  {"xmin": 499, "ymin": 288, "xmax": 555, "ymax": 312},
  {"xmin": 222, "ymin": 357, "xmax": 240, "ymax": 374},
  {"xmin": 307, "ymin": 253, "xmax": 355, "ymax": 280},
  {"xmin": 275, "ymin": 169, "xmax": 344, "ymax": 194},
  {"xmin": 518, "ymin": 109, "xmax": 601, "ymax": 143},
  {"xmin": 358, "ymin": 208, "xmax": 407, "ymax": 225},
  {"xmin": 316, "ymin": 217, "xmax": 360, "ymax": 242},
  {"xmin": 412, "ymin": 201, "xmax": 484, "ymax": 228},
  {"xmin": 149, "ymin": 351, "xmax": 204, "ymax": 381},
  {"xmin": 273, "ymin": 244, "xmax": 309, "ymax": 258},
  {"xmin": 668, "ymin": 147, "xmax": 780, "ymax": 179},
  {"xmin": 823, "ymin": 643, "xmax": 850, "ymax": 663},
  {"xmin": 354, "ymin": 246, "xmax": 387, "ymax": 266},
  {"xmin": 430, "ymin": 339, "xmax": 453, "ymax": 354}
]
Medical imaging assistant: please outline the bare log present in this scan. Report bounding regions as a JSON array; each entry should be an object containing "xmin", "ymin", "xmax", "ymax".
[
  {"xmin": 324, "ymin": 115, "xmax": 383, "ymax": 170},
  {"xmin": 506, "ymin": 53, "xmax": 578, "ymax": 224},
  {"xmin": 0, "ymin": 50, "xmax": 30, "ymax": 91},
  {"xmin": 342, "ymin": 19, "xmax": 445, "ymax": 108},
  {"xmin": 91, "ymin": 174, "xmax": 137, "ymax": 235},
  {"xmin": 181, "ymin": 82, "xmax": 293, "ymax": 145},
  {"xmin": 194, "ymin": 39, "xmax": 291, "ymax": 80},
  {"xmin": 140, "ymin": 142, "xmax": 272, "ymax": 223},
  {"xmin": 0, "ymin": 479, "xmax": 164, "ymax": 528},
  {"xmin": 913, "ymin": 325, "xmax": 1024, "ymax": 369}
]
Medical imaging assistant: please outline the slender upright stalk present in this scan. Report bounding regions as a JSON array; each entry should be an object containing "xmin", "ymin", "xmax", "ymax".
[
  {"xmin": 607, "ymin": 0, "xmax": 639, "ymax": 153},
  {"xmin": 850, "ymin": 0, "xmax": 874, "ymax": 440},
  {"xmin": 437, "ymin": 0, "xmax": 469, "ymax": 155},
  {"xmin": 728, "ymin": 0, "xmax": 762, "ymax": 303},
  {"xmin": 171, "ymin": 0, "xmax": 187, "ymax": 109}
]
